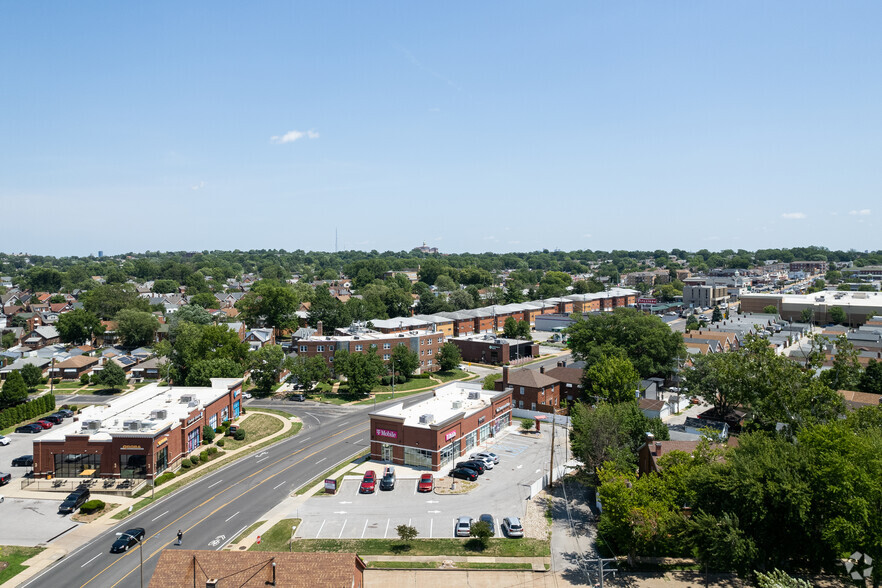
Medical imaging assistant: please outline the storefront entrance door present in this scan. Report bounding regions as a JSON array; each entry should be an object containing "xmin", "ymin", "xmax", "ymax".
[{"xmin": 382, "ymin": 444, "xmax": 392, "ymax": 462}]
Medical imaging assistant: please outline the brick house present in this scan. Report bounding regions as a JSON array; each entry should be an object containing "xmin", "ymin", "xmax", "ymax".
[{"xmin": 495, "ymin": 366, "xmax": 561, "ymax": 412}]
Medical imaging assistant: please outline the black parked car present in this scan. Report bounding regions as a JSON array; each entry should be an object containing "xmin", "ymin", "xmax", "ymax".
[
  {"xmin": 59, "ymin": 488, "xmax": 90, "ymax": 514},
  {"xmin": 456, "ymin": 460, "xmax": 485, "ymax": 474},
  {"xmin": 0, "ymin": 472, "xmax": 11, "ymax": 486},
  {"xmin": 15, "ymin": 424, "xmax": 42, "ymax": 434},
  {"xmin": 449, "ymin": 467, "xmax": 478, "ymax": 481},
  {"xmin": 43, "ymin": 414, "xmax": 63, "ymax": 425},
  {"xmin": 110, "ymin": 528, "xmax": 146, "ymax": 553},
  {"xmin": 11, "ymin": 455, "xmax": 34, "ymax": 467},
  {"xmin": 55, "ymin": 409, "xmax": 74, "ymax": 418}
]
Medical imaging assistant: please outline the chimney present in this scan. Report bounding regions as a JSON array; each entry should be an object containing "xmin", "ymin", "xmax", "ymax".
[
  {"xmin": 502, "ymin": 366, "xmax": 509, "ymax": 389},
  {"xmin": 540, "ymin": 366, "xmax": 545, "ymax": 374},
  {"xmin": 206, "ymin": 581, "xmax": 219, "ymax": 588},
  {"xmin": 316, "ymin": 321, "xmax": 323, "ymax": 337},
  {"xmin": 655, "ymin": 441, "xmax": 662, "ymax": 455}
]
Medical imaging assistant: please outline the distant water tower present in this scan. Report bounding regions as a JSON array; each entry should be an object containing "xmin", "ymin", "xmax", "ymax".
[{"xmin": 98, "ymin": 251, "xmax": 104, "ymax": 258}]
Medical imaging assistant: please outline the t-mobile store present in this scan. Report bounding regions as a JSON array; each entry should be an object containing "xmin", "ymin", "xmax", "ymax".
[{"xmin": 369, "ymin": 382, "xmax": 513, "ymax": 471}]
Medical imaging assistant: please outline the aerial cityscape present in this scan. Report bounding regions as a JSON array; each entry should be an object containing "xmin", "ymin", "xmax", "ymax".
[{"xmin": 2, "ymin": 2, "xmax": 882, "ymax": 588}]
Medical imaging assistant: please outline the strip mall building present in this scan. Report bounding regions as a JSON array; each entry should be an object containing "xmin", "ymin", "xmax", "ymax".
[
  {"xmin": 369, "ymin": 382, "xmax": 513, "ymax": 471},
  {"xmin": 32, "ymin": 378, "xmax": 244, "ymax": 481}
]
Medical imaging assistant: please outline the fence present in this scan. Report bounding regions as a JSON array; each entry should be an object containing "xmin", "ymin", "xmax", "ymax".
[
  {"xmin": 525, "ymin": 464, "xmax": 569, "ymax": 499},
  {"xmin": 20, "ymin": 477, "xmax": 146, "ymax": 496},
  {"xmin": 512, "ymin": 407, "xmax": 571, "ymax": 427}
]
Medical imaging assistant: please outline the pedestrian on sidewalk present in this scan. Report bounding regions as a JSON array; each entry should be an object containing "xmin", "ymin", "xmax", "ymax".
[{"xmin": 176, "ymin": 530, "xmax": 183, "ymax": 546}]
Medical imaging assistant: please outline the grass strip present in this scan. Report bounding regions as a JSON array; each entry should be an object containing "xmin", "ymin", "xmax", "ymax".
[
  {"xmin": 0, "ymin": 546, "xmax": 45, "ymax": 584},
  {"xmin": 286, "ymin": 538, "xmax": 550, "ymax": 558},
  {"xmin": 112, "ymin": 411, "xmax": 302, "ymax": 519},
  {"xmin": 248, "ymin": 518, "xmax": 301, "ymax": 551},
  {"xmin": 454, "ymin": 562, "xmax": 534, "ymax": 570},
  {"xmin": 231, "ymin": 520, "xmax": 265, "ymax": 545},
  {"xmin": 367, "ymin": 561, "xmax": 438, "ymax": 569},
  {"xmin": 295, "ymin": 449, "xmax": 369, "ymax": 495}
]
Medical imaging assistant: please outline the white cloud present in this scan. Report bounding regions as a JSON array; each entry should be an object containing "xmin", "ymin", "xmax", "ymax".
[
  {"xmin": 270, "ymin": 129, "xmax": 319, "ymax": 144},
  {"xmin": 849, "ymin": 209, "xmax": 871, "ymax": 216},
  {"xmin": 190, "ymin": 181, "xmax": 206, "ymax": 191},
  {"xmin": 781, "ymin": 212, "xmax": 806, "ymax": 220}
]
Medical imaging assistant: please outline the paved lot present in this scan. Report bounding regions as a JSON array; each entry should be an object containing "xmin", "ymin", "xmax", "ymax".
[
  {"xmin": 293, "ymin": 426, "xmax": 570, "ymax": 540},
  {"xmin": 0, "ymin": 430, "xmax": 42, "ymax": 481},
  {"xmin": 0, "ymin": 495, "xmax": 75, "ymax": 546}
]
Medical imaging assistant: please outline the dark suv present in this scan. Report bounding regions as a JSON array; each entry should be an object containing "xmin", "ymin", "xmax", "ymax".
[
  {"xmin": 11, "ymin": 455, "xmax": 34, "ymax": 467},
  {"xmin": 15, "ymin": 424, "xmax": 42, "ymax": 434},
  {"xmin": 43, "ymin": 414, "xmax": 63, "ymax": 425},
  {"xmin": 59, "ymin": 488, "xmax": 90, "ymax": 514}
]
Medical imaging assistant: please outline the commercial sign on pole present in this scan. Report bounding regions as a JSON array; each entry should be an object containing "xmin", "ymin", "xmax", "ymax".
[{"xmin": 324, "ymin": 478, "xmax": 337, "ymax": 494}]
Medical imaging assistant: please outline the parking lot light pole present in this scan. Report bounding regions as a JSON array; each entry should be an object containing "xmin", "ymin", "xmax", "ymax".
[{"xmin": 116, "ymin": 531, "xmax": 144, "ymax": 588}]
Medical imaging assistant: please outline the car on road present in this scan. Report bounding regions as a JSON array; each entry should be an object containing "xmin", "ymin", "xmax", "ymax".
[
  {"xmin": 36, "ymin": 420, "xmax": 54, "ymax": 429},
  {"xmin": 110, "ymin": 527, "xmax": 145, "ymax": 553},
  {"xmin": 380, "ymin": 467, "xmax": 396, "ymax": 491},
  {"xmin": 11, "ymin": 455, "xmax": 33, "ymax": 467},
  {"xmin": 290, "ymin": 393, "xmax": 305, "ymax": 401},
  {"xmin": 456, "ymin": 460, "xmax": 485, "ymax": 474},
  {"xmin": 502, "ymin": 516, "xmax": 524, "ymax": 538},
  {"xmin": 59, "ymin": 488, "xmax": 90, "ymax": 514},
  {"xmin": 55, "ymin": 409, "xmax": 74, "ymax": 418},
  {"xmin": 455, "ymin": 516, "xmax": 473, "ymax": 537},
  {"xmin": 359, "ymin": 470, "xmax": 377, "ymax": 493},
  {"xmin": 0, "ymin": 473, "xmax": 10, "ymax": 486},
  {"xmin": 417, "ymin": 473, "xmax": 434, "ymax": 492},
  {"xmin": 478, "ymin": 513, "xmax": 496, "ymax": 536},
  {"xmin": 471, "ymin": 452, "xmax": 498, "ymax": 465},
  {"xmin": 242, "ymin": 392, "xmax": 252, "ymax": 399},
  {"xmin": 15, "ymin": 424, "xmax": 42, "ymax": 434},
  {"xmin": 449, "ymin": 467, "xmax": 478, "ymax": 481},
  {"xmin": 0, "ymin": 435, "xmax": 9, "ymax": 446}
]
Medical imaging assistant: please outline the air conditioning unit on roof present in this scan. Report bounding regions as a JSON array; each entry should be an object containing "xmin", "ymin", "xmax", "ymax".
[{"xmin": 419, "ymin": 414, "xmax": 434, "ymax": 424}]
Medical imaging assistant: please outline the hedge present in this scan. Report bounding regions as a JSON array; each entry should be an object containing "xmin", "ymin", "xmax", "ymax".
[
  {"xmin": 0, "ymin": 394, "xmax": 56, "ymax": 429},
  {"xmin": 154, "ymin": 472, "xmax": 176, "ymax": 486},
  {"xmin": 80, "ymin": 499, "xmax": 106, "ymax": 514}
]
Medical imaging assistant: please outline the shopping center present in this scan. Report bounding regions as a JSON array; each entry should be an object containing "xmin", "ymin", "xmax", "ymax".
[
  {"xmin": 368, "ymin": 381, "xmax": 513, "ymax": 471},
  {"xmin": 32, "ymin": 378, "xmax": 245, "ymax": 482}
]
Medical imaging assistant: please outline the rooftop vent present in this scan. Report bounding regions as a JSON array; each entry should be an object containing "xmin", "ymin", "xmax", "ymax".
[
  {"xmin": 150, "ymin": 409, "xmax": 168, "ymax": 420},
  {"xmin": 180, "ymin": 394, "xmax": 198, "ymax": 404},
  {"xmin": 419, "ymin": 414, "xmax": 434, "ymax": 425},
  {"xmin": 451, "ymin": 401, "xmax": 462, "ymax": 409},
  {"xmin": 468, "ymin": 391, "xmax": 481, "ymax": 400},
  {"xmin": 123, "ymin": 420, "xmax": 141, "ymax": 431},
  {"xmin": 83, "ymin": 419, "xmax": 102, "ymax": 431}
]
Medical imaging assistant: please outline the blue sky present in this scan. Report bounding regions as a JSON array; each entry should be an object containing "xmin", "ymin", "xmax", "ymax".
[{"xmin": 2, "ymin": 2, "xmax": 880, "ymax": 256}]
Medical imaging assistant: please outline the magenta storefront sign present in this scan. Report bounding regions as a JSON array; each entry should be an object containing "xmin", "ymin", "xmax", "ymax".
[
  {"xmin": 375, "ymin": 428, "xmax": 398, "ymax": 440},
  {"xmin": 445, "ymin": 430, "xmax": 457, "ymax": 442}
]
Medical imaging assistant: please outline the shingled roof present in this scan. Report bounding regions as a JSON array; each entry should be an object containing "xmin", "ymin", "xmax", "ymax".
[{"xmin": 505, "ymin": 367, "xmax": 558, "ymax": 388}]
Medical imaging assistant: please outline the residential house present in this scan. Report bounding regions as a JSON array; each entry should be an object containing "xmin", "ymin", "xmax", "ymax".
[
  {"xmin": 838, "ymin": 390, "xmax": 882, "ymax": 411},
  {"xmin": 0, "ymin": 356, "xmax": 51, "ymax": 381},
  {"xmin": 24, "ymin": 325, "xmax": 60, "ymax": 349},
  {"xmin": 637, "ymin": 432, "xmax": 739, "ymax": 476},
  {"xmin": 49, "ymin": 356, "xmax": 100, "ymax": 380},
  {"xmin": 495, "ymin": 366, "xmax": 561, "ymax": 412},
  {"xmin": 543, "ymin": 363, "xmax": 585, "ymax": 402},
  {"xmin": 244, "ymin": 328, "xmax": 275, "ymax": 350},
  {"xmin": 130, "ymin": 357, "xmax": 168, "ymax": 380}
]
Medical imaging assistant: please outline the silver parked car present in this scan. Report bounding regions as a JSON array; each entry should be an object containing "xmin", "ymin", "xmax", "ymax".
[
  {"xmin": 455, "ymin": 516, "xmax": 473, "ymax": 537},
  {"xmin": 501, "ymin": 516, "xmax": 524, "ymax": 538},
  {"xmin": 472, "ymin": 451, "xmax": 499, "ymax": 464}
]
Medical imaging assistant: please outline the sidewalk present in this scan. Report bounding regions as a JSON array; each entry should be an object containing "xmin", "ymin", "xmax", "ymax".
[
  {"xmin": 360, "ymin": 554, "xmax": 549, "ymax": 571},
  {"xmin": 1, "ymin": 409, "xmax": 298, "ymax": 588}
]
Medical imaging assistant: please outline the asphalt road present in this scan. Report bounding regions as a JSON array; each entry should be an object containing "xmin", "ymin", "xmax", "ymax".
[{"xmin": 23, "ymin": 393, "xmax": 436, "ymax": 588}]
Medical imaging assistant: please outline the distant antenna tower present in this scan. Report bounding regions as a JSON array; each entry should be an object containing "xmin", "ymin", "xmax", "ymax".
[{"xmin": 335, "ymin": 228, "xmax": 338, "ymax": 253}]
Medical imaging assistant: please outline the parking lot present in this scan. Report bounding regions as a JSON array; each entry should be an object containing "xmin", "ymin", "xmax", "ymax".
[
  {"xmin": 0, "ymin": 495, "xmax": 75, "ymax": 546},
  {"xmin": 0, "ymin": 429, "xmax": 41, "ymax": 483},
  {"xmin": 292, "ymin": 425, "xmax": 570, "ymax": 540}
]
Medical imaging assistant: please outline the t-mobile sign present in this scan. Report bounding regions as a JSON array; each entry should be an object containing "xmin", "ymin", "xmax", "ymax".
[
  {"xmin": 445, "ymin": 430, "xmax": 457, "ymax": 442},
  {"xmin": 375, "ymin": 428, "xmax": 398, "ymax": 440}
]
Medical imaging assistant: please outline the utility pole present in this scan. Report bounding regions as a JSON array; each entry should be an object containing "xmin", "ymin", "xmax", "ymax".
[
  {"xmin": 585, "ymin": 557, "xmax": 617, "ymax": 588},
  {"xmin": 548, "ymin": 407, "xmax": 557, "ymax": 488}
]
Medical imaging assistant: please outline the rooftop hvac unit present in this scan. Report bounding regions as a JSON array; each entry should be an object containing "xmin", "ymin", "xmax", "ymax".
[
  {"xmin": 123, "ymin": 420, "xmax": 141, "ymax": 431},
  {"xmin": 468, "ymin": 391, "xmax": 481, "ymax": 400},
  {"xmin": 150, "ymin": 409, "xmax": 168, "ymax": 420},
  {"xmin": 83, "ymin": 420, "xmax": 102, "ymax": 431},
  {"xmin": 451, "ymin": 401, "xmax": 462, "ymax": 409},
  {"xmin": 419, "ymin": 414, "xmax": 434, "ymax": 424}
]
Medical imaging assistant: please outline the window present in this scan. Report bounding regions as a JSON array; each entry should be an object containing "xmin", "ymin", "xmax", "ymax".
[
  {"xmin": 531, "ymin": 402, "xmax": 536, "ymax": 411},
  {"xmin": 383, "ymin": 343, "xmax": 391, "ymax": 349},
  {"xmin": 329, "ymin": 356, "xmax": 334, "ymax": 362},
  {"xmin": 155, "ymin": 446, "xmax": 168, "ymax": 475},
  {"xmin": 403, "ymin": 447, "xmax": 433, "ymax": 469},
  {"xmin": 464, "ymin": 430, "xmax": 477, "ymax": 451},
  {"xmin": 437, "ymin": 337, "xmax": 442, "ymax": 344},
  {"xmin": 421, "ymin": 339, "xmax": 425, "ymax": 345},
  {"xmin": 317, "ymin": 345, "xmax": 324, "ymax": 352},
  {"xmin": 520, "ymin": 387, "xmax": 525, "ymax": 395},
  {"xmin": 421, "ymin": 350, "xmax": 424, "ymax": 356},
  {"xmin": 427, "ymin": 360, "xmax": 432, "ymax": 366},
  {"xmin": 427, "ymin": 349, "xmax": 432, "ymax": 355},
  {"xmin": 355, "ymin": 344, "xmax": 363, "ymax": 351},
  {"xmin": 53, "ymin": 453, "xmax": 102, "ymax": 478},
  {"xmin": 209, "ymin": 414, "xmax": 217, "ymax": 429},
  {"xmin": 399, "ymin": 342, "xmax": 405, "ymax": 346},
  {"xmin": 300, "ymin": 345, "xmax": 307, "ymax": 352},
  {"xmin": 383, "ymin": 354, "xmax": 390, "ymax": 360},
  {"xmin": 329, "ymin": 345, "xmax": 335, "ymax": 351},
  {"xmin": 440, "ymin": 440, "xmax": 460, "ymax": 467},
  {"xmin": 120, "ymin": 454, "xmax": 147, "ymax": 479}
]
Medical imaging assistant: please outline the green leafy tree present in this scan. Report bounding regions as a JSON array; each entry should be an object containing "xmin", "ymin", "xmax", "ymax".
[
  {"xmin": 390, "ymin": 344, "xmax": 419, "ymax": 380},
  {"xmin": 584, "ymin": 354, "xmax": 640, "ymax": 403},
  {"xmin": 48, "ymin": 294, "xmax": 66, "ymax": 304},
  {"xmin": 818, "ymin": 334, "xmax": 862, "ymax": 391},
  {"xmin": 859, "ymin": 359, "xmax": 882, "ymax": 394},
  {"xmin": 502, "ymin": 316, "xmax": 519, "ymax": 338},
  {"xmin": 169, "ymin": 305, "xmax": 214, "ymax": 331},
  {"xmin": 185, "ymin": 358, "xmax": 244, "ymax": 387},
  {"xmin": 95, "ymin": 360, "xmax": 127, "ymax": 390},
  {"xmin": 26, "ymin": 266, "xmax": 64, "ymax": 291},
  {"xmin": 0, "ymin": 371, "xmax": 28, "ymax": 409},
  {"xmin": 680, "ymin": 511, "xmax": 758, "ymax": 575},
  {"xmin": 1, "ymin": 331, "xmax": 15, "ymax": 349},
  {"xmin": 188, "ymin": 292, "xmax": 218, "ymax": 309},
  {"xmin": 152, "ymin": 279, "xmax": 179, "ymax": 293},
  {"xmin": 115, "ymin": 309, "xmax": 160, "ymax": 347},
  {"xmin": 288, "ymin": 354, "xmax": 331, "ymax": 391},
  {"xmin": 755, "ymin": 569, "xmax": 812, "ymax": 588},
  {"xmin": 829, "ymin": 305, "xmax": 847, "ymax": 325},
  {"xmin": 249, "ymin": 344, "xmax": 289, "ymax": 393},
  {"xmin": 799, "ymin": 307, "xmax": 813, "ymax": 323},
  {"xmin": 235, "ymin": 281, "xmax": 299, "ymax": 335},
  {"xmin": 762, "ymin": 305, "xmax": 779, "ymax": 315},
  {"xmin": 19, "ymin": 363, "xmax": 43, "ymax": 390},
  {"xmin": 82, "ymin": 283, "xmax": 150, "ymax": 319},
  {"xmin": 336, "ymin": 346, "xmax": 385, "ymax": 396},
  {"xmin": 711, "ymin": 306, "xmax": 723, "ymax": 323},
  {"xmin": 482, "ymin": 373, "xmax": 502, "ymax": 390},
  {"xmin": 469, "ymin": 520, "xmax": 492, "ymax": 549},
  {"xmin": 56, "ymin": 309, "xmax": 103, "ymax": 345},
  {"xmin": 396, "ymin": 524, "xmax": 418, "ymax": 545},
  {"xmin": 567, "ymin": 308, "xmax": 685, "ymax": 378},
  {"xmin": 438, "ymin": 342, "xmax": 462, "ymax": 372},
  {"xmin": 434, "ymin": 274, "xmax": 457, "ymax": 291}
]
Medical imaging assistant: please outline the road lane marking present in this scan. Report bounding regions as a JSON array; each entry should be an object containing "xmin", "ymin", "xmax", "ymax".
[
  {"xmin": 338, "ymin": 519, "xmax": 347, "ymax": 538},
  {"xmin": 316, "ymin": 458, "xmax": 326, "ymax": 464},
  {"xmin": 89, "ymin": 423, "xmax": 368, "ymax": 588},
  {"xmin": 207, "ymin": 480, "xmax": 223, "ymax": 489},
  {"xmin": 361, "ymin": 519, "xmax": 368, "ymax": 538},
  {"xmin": 225, "ymin": 511, "xmax": 239, "ymax": 522},
  {"xmin": 255, "ymin": 457, "xmax": 269, "ymax": 463},
  {"xmin": 272, "ymin": 480, "xmax": 287, "ymax": 490},
  {"xmin": 81, "ymin": 554, "xmax": 101, "ymax": 568},
  {"xmin": 151, "ymin": 511, "xmax": 169, "ymax": 522},
  {"xmin": 316, "ymin": 520, "xmax": 326, "ymax": 538}
]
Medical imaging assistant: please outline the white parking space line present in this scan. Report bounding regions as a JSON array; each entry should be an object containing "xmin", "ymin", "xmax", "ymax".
[
  {"xmin": 81, "ymin": 554, "xmax": 101, "ymax": 568},
  {"xmin": 316, "ymin": 520, "xmax": 326, "ymax": 538},
  {"xmin": 225, "ymin": 511, "xmax": 239, "ymax": 522},
  {"xmin": 151, "ymin": 510, "xmax": 169, "ymax": 522},
  {"xmin": 338, "ymin": 520, "xmax": 347, "ymax": 538},
  {"xmin": 207, "ymin": 480, "xmax": 223, "ymax": 489},
  {"xmin": 429, "ymin": 519, "xmax": 433, "ymax": 538},
  {"xmin": 384, "ymin": 519, "xmax": 390, "ymax": 538},
  {"xmin": 361, "ymin": 519, "xmax": 368, "ymax": 538}
]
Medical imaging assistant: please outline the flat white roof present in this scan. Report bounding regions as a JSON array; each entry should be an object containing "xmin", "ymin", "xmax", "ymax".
[
  {"xmin": 370, "ymin": 382, "xmax": 507, "ymax": 429},
  {"xmin": 38, "ymin": 378, "xmax": 242, "ymax": 442},
  {"xmin": 745, "ymin": 291, "xmax": 882, "ymax": 308}
]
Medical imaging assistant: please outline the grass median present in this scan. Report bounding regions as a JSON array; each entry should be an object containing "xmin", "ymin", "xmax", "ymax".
[
  {"xmin": 112, "ymin": 410, "xmax": 302, "ymax": 520},
  {"xmin": 248, "ymin": 518, "xmax": 302, "ymax": 551},
  {"xmin": 0, "ymin": 546, "xmax": 45, "ymax": 584},
  {"xmin": 286, "ymin": 538, "xmax": 550, "ymax": 558}
]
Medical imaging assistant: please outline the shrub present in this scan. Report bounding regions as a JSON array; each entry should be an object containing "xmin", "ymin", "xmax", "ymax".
[
  {"xmin": 79, "ymin": 374, "xmax": 90, "ymax": 385},
  {"xmin": 199, "ymin": 451, "xmax": 209, "ymax": 462},
  {"xmin": 79, "ymin": 499, "xmax": 106, "ymax": 514},
  {"xmin": 520, "ymin": 418, "xmax": 533, "ymax": 432},
  {"xmin": 222, "ymin": 420, "xmax": 231, "ymax": 428},
  {"xmin": 190, "ymin": 454, "xmax": 200, "ymax": 465},
  {"xmin": 208, "ymin": 446, "xmax": 218, "ymax": 455},
  {"xmin": 233, "ymin": 429, "xmax": 246, "ymax": 441},
  {"xmin": 202, "ymin": 424, "xmax": 215, "ymax": 444},
  {"xmin": 214, "ymin": 427, "xmax": 222, "ymax": 434},
  {"xmin": 216, "ymin": 439, "xmax": 225, "ymax": 447},
  {"xmin": 52, "ymin": 378, "xmax": 61, "ymax": 385},
  {"xmin": 181, "ymin": 458, "xmax": 193, "ymax": 469},
  {"xmin": 155, "ymin": 472, "xmax": 176, "ymax": 486}
]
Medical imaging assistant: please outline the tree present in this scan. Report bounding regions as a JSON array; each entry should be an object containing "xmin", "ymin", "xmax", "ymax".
[
  {"xmin": 824, "ymin": 269, "xmax": 842, "ymax": 284},
  {"xmin": 152, "ymin": 279, "xmax": 180, "ymax": 293},
  {"xmin": 755, "ymin": 569, "xmax": 812, "ymax": 588},
  {"xmin": 115, "ymin": 309, "xmax": 160, "ymax": 347},
  {"xmin": 859, "ymin": 359, "xmax": 882, "ymax": 394},
  {"xmin": 202, "ymin": 424, "xmax": 216, "ymax": 444},
  {"xmin": 829, "ymin": 305, "xmax": 847, "ymax": 325},
  {"xmin": 336, "ymin": 347, "xmax": 385, "ymax": 396},
  {"xmin": 390, "ymin": 344, "xmax": 419, "ymax": 380},
  {"xmin": 711, "ymin": 306, "xmax": 723, "ymax": 323},
  {"xmin": 26, "ymin": 266, "xmax": 63, "ymax": 291},
  {"xmin": 502, "ymin": 317, "xmax": 519, "ymax": 338},
  {"xmin": 169, "ymin": 304, "xmax": 213, "ymax": 331},
  {"xmin": 448, "ymin": 289, "xmax": 474, "ymax": 310},
  {"xmin": 567, "ymin": 308, "xmax": 685, "ymax": 378},
  {"xmin": 799, "ymin": 307, "xmax": 813, "ymax": 323},
  {"xmin": 185, "ymin": 358, "xmax": 244, "ymax": 387},
  {"xmin": 188, "ymin": 292, "xmax": 218, "ymax": 309},
  {"xmin": 160, "ymin": 322, "xmax": 250, "ymax": 385},
  {"xmin": 584, "ymin": 354, "xmax": 640, "ymax": 403},
  {"xmin": 0, "ymin": 371, "xmax": 28, "ymax": 409},
  {"xmin": 685, "ymin": 315, "xmax": 699, "ymax": 332},
  {"xmin": 762, "ymin": 305, "xmax": 779, "ymax": 315},
  {"xmin": 819, "ymin": 334, "xmax": 862, "ymax": 391},
  {"xmin": 396, "ymin": 524, "xmax": 418, "ymax": 545},
  {"xmin": 95, "ymin": 360, "xmax": 126, "ymax": 390},
  {"xmin": 249, "ymin": 344, "xmax": 289, "ymax": 393},
  {"xmin": 82, "ymin": 283, "xmax": 150, "ymax": 319},
  {"xmin": 56, "ymin": 309, "xmax": 103, "ymax": 345},
  {"xmin": 434, "ymin": 274, "xmax": 457, "ymax": 292},
  {"xmin": 438, "ymin": 342, "xmax": 462, "ymax": 372},
  {"xmin": 1, "ymin": 332, "xmax": 15, "ymax": 349},
  {"xmin": 289, "ymin": 355, "xmax": 331, "ymax": 390},
  {"xmin": 19, "ymin": 363, "xmax": 43, "ymax": 390},
  {"xmin": 470, "ymin": 520, "xmax": 492, "ymax": 548},
  {"xmin": 236, "ymin": 281, "xmax": 299, "ymax": 335},
  {"xmin": 48, "ymin": 294, "xmax": 66, "ymax": 304}
]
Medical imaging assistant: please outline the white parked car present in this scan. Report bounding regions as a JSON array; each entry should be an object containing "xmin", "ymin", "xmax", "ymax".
[
  {"xmin": 0, "ymin": 435, "xmax": 9, "ymax": 446},
  {"xmin": 470, "ymin": 454, "xmax": 495, "ymax": 469},
  {"xmin": 472, "ymin": 452, "xmax": 499, "ymax": 464},
  {"xmin": 243, "ymin": 393, "xmax": 252, "ymax": 399}
]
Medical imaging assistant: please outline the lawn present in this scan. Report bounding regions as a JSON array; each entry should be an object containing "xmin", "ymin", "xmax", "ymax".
[
  {"xmin": 222, "ymin": 413, "xmax": 284, "ymax": 451},
  {"xmin": 352, "ymin": 388, "xmax": 431, "ymax": 406},
  {"xmin": 304, "ymin": 393, "xmax": 357, "ymax": 405},
  {"xmin": 371, "ymin": 378, "xmax": 435, "ymax": 394},
  {"xmin": 231, "ymin": 520, "xmax": 265, "ymax": 545},
  {"xmin": 286, "ymin": 538, "xmax": 550, "ymax": 558},
  {"xmin": 365, "ymin": 561, "xmax": 532, "ymax": 570},
  {"xmin": 434, "ymin": 369, "xmax": 471, "ymax": 382},
  {"xmin": 248, "ymin": 518, "xmax": 301, "ymax": 552},
  {"xmin": 0, "ymin": 546, "xmax": 44, "ymax": 584}
]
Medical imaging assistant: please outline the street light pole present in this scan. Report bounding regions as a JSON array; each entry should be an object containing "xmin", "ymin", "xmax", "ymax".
[{"xmin": 116, "ymin": 531, "xmax": 144, "ymax": 588}]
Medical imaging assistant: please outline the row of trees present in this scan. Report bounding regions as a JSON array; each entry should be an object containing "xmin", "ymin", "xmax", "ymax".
[{"xmin": 0, "ymin": 392, "xmax": 56, "ymax": 430}]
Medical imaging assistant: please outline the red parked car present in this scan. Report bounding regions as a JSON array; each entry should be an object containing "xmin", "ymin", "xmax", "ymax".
[
  {"xmin": 359, "ymin": 470, "xmax": 377, "ymax": 494},
  {"xmin": 418, "ymin": 473, "xmax": 434, "ymax": 493},
  {"xmin": 36, "ymin": 420, "xmax": 53, "ymax": 429}
]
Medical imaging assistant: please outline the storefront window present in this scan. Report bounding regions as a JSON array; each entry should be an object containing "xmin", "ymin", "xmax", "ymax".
[
  {"xmin": 403, "ymin": 447, "xmax": 432, "ymax": 469},
  {"xmin": 209, "ymin": 414, "xmax": 217, "ymax": 429},
  {"xmin": 233, "ymin": 400, "xmax": 240, "ymax": 418},
  {"xmin": 439, "ymin": 440, "xmax": 460, "ymax": 468},
  {"xmin": 120, "ymin": 454, "xmax": 147, "ymax": 478},
  {"xmin": 479, "ymin": 423, "xmax": 491, "ymax": 443},
  {"xmin": 222, "ymin": 406, "xmax": 229, "ymax": 422},
  {"xmin": 155, "ymin": 447, "xmax": 168, "ymax": 475},
  {"xmin": 464, "ymin": 431, "xmax": 477, "ymax": 452},
  {"xmin": 187, "ymin": 428, "xmax": 201, "ymax": 453},
  {"xmin": 53, "ymin": 453, "xmax": 102, "ymax": 478},
  {"xmin": 381, "ymin": 444, "xmax": 392, "ymax": 462}
]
